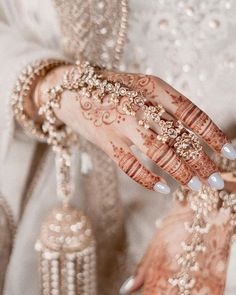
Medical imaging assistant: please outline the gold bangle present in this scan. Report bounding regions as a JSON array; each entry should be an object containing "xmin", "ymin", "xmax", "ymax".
[{"xmin": 11, "ymin": 59, "xmax": 67, "ymax": 141}]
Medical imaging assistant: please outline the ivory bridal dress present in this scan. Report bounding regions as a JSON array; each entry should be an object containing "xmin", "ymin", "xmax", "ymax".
[{"xmin": 0, "ymin": 0, "xmax": 236, "ymax": 294}]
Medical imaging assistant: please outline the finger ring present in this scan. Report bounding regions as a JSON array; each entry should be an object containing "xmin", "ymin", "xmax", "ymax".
[
  {"xmin": 174, "ymin": 132, "xmax": 202, "ymax": 160},
  {"xmin": 157, "ymin": 119, "xmax": 202, "ymax": 160},
  {"xmin": 139, "ymin": 107, "xmax": 202, "ymax": 161}
]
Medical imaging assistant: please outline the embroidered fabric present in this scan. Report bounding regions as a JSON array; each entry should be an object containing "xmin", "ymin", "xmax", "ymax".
[{"xmin": 53, "ymin": 0, "xmax": 128, "ymax": 69}]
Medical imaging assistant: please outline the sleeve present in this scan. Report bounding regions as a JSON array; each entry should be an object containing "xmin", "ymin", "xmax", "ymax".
[{"xmin": 0, "ymin": 0, "xmax": 66, "ymax": 171}]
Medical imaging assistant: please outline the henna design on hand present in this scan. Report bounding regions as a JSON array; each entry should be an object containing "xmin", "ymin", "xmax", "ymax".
[
  {"xmin": 142, "ymin": 213, "xmax": 232, "ymax": 295},
  {"xmin": 104, "ymin": 72, "xmax": 158, "ymax": 99},
  {"xmin": 111, "ymin": 142, "xmax": 160, "ymax": 190},
  {"xmin": 137, "ymin": 130, "xmax": 193, "ymax": 185},
  {"xmin": 186, "ymin": 150, "xmax": 218, "ymax": 179},
  {"xmin": 78, "ymin": 91, "xmax": 128, "ymax": 127},
  {"xmin": 75, "ymin": 72, "xmax": 158, "ymax": 128},
  {"xmin": 142, "ymin": 246, "xmax": 177, "ymax": 295}
]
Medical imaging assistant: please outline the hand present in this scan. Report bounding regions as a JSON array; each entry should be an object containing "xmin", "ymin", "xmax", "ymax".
[
  {"xmin": 35, "ymin": 65, "xmax": 236, "ymax": 194},
  {"xmin": 119, "ymin": 202, "xmax": 233, "ymax": 295}
]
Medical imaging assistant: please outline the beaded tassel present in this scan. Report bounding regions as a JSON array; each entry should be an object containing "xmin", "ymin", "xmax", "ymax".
[{"xmin": 35, "ymin": 206, "xmax": 96, "ymax": 295}]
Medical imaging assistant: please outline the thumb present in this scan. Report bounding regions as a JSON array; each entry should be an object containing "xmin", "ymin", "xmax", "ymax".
[{"xmin": 119, "ymin": 244, "xmax": 154, "ymax": 294}]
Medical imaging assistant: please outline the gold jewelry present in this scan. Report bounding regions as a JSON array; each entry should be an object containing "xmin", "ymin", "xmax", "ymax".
[
  {"xmin": 157, "ymin": 119, "xmax": 183, "ymax": 142},
  {"xmin": 138, "ymin": 105, "xmax": 165, "ymax": 129},
  {"xmin": 174, "ymin": 132, "xmax": 202, "ymax": 161},
  {"xmin": 219, "ymin": 190, "xmax": 236, "ymax": 227},
  {"xmin": 35, "ymin": 206, "xmax": 96, "ymax": 295},
  {"xmin": 157, "ymin": 120, "xmax": 202, "ymax": 160},
  {"xmin": 11, "ymin": 59, "xmax": 66, "ymax": 141},
  {"xmin": 50, "ymin": 60, "xmax": 150, "ymax": 116}
]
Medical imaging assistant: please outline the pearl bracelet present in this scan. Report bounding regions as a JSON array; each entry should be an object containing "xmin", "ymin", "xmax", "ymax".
[{"xmin": 11, "ymin": 59, "xmax": 66, "ymax": 141}]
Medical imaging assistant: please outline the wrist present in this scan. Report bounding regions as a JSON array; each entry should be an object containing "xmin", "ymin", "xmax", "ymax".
[
  {"xmin": 33, "ymin": 65, "xmax": 74, "ymax": 126},
  {"xmin": 34, "ymin": 65, "xmax": 73, "ymax": 107}
]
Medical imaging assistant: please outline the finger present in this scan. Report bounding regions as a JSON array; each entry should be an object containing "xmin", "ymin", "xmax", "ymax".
[
  {"xmin": 143, "ymin": 127, "xmax": 223, "ymax": 190},
  {"xmin": 171, "ymin": 95, "xmax": 227, "ymax": 150},
  {"xmin": 127, "ymin": 127, "xmax": 203, "ymax": 191},
  {"xmin": 119, "ymin": 243, "xmax": 154, "ymax": 294},
  {"xmin": 108, "ymin": 140, "xmax": 171, "ymax": 194},
  {"xmin": 136, "ymin": 108, "xmax": 223, "ymax": 189},
  {"xmin": 138, "ymin": 111, "xmax": 223, "ymax": 189},
  {"xmin": 185, "ymin": 149, "xmax": 225, "ymax": 189},
  {"xmin": 162, "ymin": 86, "xmax": 236, "ymax": 160}
]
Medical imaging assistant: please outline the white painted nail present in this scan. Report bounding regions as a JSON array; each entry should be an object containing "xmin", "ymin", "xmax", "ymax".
[
  {"xmin": 119, "ymin": 276, "xmax": 135, "ymax": 295},
  {"xmin": 187, "ymin": 176, "xmax": 202, "ymax": 191},
  {"xmin": 154, "ymin": 182, "xmax": 171, "ymax": 194},
  {"xmin": 208, "ymin": 172, "xmax": 224, "ymax": 190},
  {"xmin": 221, "ymin": 143, "xmax": 236, "ymax": 160}
]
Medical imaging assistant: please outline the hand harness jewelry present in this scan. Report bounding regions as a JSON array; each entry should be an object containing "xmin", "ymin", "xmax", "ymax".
[{"xmin": 47, "ymin": 61, "xmax": 202, "ymax": 161}]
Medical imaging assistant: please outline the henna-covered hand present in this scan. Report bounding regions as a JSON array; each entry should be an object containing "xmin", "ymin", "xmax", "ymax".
[
  {"xmin": 35, "ymin": 65, "xmax": 236, "ymax": 194},
  {"xmin": 120, "ymin": 202, "xmax": 233, "ymax": 295}
]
